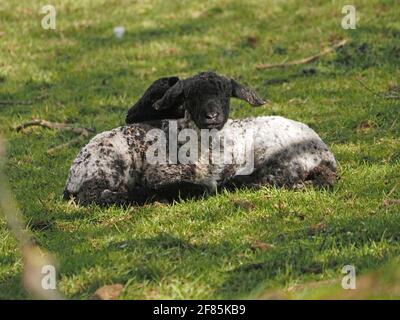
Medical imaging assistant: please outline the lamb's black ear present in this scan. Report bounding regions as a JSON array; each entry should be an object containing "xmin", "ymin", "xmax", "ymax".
[
  {"xmin": 231, "ymin": 79, "xmax": 265, "ymax": 106},
  {"xmin": 153, "ymin": 80, "xmax": 186, "ymax": 110}
]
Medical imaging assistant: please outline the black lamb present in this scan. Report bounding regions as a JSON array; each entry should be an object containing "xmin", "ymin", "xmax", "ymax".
[{"xmin": 125, "ymin": 71, "xmax": 265, "ymax": 128}]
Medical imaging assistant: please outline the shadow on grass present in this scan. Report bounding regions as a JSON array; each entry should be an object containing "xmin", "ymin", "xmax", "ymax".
[
  {"xmin": 216, "ymin": 213, "xmax": 400, "ymax": 298},
  {"xmin": 1, "ymin": 206, "xmax": 399, "ymax": 299}
]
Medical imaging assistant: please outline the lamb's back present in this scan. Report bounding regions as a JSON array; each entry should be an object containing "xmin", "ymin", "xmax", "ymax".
[{"xmin": 223, "ymin": 116, "xmax": 336, "ymax": 172}]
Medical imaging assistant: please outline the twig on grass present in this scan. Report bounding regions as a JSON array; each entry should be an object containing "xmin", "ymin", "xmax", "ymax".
[
  {"xmin": 256, "ymin": 39, "xmax": 348, "ymax": 70},
  {"xmin": 13, "ymin": 119, "xmax": 94, "ymax": 155},
  {"xmin": 14, "ymin": 119, "xmax": 91, "ymax": 135}
]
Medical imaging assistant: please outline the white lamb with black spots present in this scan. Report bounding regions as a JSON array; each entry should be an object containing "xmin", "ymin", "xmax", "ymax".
[{"xmin": 64, "ymin": 72, "xmax": 336, "ymax": 205}]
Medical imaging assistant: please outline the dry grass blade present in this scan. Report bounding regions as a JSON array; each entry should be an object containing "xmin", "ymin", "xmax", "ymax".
[
  {"xmin": 256, "ymin": 39, "xmax": 348, "ymax": 70},
  {"xmin": 355, "ymin": 78, "xmax": 400, "ymax": 100},
  {"xmin": 0, "ymin": 94, "xmax": 49, "ymax": 107},
  {"xmin": 0, "ymin": 100, "xmax": 34, "ymax": 106},
  {"xmin": 0, "ymin": 135, "xmax": 63, "ymax": 299}
]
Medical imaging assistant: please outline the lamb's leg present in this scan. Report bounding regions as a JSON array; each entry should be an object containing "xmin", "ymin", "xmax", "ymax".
[
  {"xmin": 98, "ymin": 190, "xmax": 132, "ymax": 206},
  {"xmin": 99, "ymin": 181, "xmax": 209, "ymax": 206},
  {"xmin": 64, "ymin": 176, "xmax": 152, "ymax": 206},
  {"xmin": 64, "ymin": 180, "xmax": 209, "ymax": 206},
  {"xmin": 219, "ymin": 173, "xmax": 261, "ymax": 191},
  {"xmin": 222, "ymin": 162, "xmax": 336, "ymax": 191},
  {"xmin": 301, "ymin": 163, "xmax": 337, "ymax": 189},
  {"xmin": 152, "ymin": 181, "xmax": 210, "ymax": 202},
  {"xmin": 63, "ymin": 178, "xmax": 109, "ymax": 205}
]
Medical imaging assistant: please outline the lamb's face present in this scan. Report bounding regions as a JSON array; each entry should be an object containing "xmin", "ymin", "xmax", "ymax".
[
  {"xmin": 152, "ymin": 71, "xmax": 266, "ymax": 130},
  {"xmin": 184, "ymin": 79, "xmax": 231, "ymax": 130}
]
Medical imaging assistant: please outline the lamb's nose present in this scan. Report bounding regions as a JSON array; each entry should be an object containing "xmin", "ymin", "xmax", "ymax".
[{"xmin": 206, "ymin": 112, "xmax": 219, "ymax": 119}]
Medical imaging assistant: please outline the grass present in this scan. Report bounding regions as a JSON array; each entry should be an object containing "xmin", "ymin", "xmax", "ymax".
[{"xmin": 0, "ymin": 0, "xmax": 399, "ymax": 299}]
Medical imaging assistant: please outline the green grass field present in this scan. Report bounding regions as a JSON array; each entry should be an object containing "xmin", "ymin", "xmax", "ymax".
[{"xmin": 0, "ymin": 0, "xmax": 399, "ymax": 299}]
